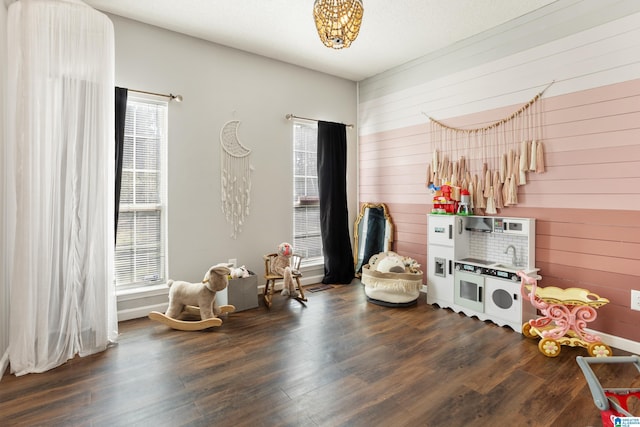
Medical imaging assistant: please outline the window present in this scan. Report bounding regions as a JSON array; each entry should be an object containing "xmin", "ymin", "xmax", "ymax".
[
  {"xmin": 115, "ymin": 97, "xmax": 167, "ymax": 288},
  {"xmin": 293, "ymin": 121, "xmax": 323, "ymax": 265}
]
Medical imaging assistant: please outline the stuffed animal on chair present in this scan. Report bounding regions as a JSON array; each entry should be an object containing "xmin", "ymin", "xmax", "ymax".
[
  {"xmin": 271, "ymin": 242, "xmax": 299, "ymax": 298},
  {"xmin": 165, "ymin": 263, "xmax": 232, "ymax": 320}
]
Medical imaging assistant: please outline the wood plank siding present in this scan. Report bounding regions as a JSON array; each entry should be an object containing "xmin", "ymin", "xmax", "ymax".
[{"xmin": 357, "ymin": 1, "xmax": 640, "ymax": 344}]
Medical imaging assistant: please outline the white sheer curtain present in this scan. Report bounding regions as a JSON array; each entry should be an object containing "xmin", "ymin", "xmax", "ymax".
[{"xmin": 4, "ymin": 0, "xmax": 117, "ymax": 376}]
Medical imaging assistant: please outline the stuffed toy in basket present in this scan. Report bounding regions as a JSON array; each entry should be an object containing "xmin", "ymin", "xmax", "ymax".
[{"xmin": 361, "ymin": 251, "xmax": 423, "ymax": 307}]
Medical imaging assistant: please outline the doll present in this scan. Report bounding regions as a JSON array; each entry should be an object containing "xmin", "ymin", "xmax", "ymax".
[{"xmin": 270, "ymin": 242, "xmax": 299, "ymax": 298}]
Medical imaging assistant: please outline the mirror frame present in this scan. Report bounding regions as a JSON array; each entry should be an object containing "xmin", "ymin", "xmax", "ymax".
[{"xmin": 353, "ymin": 203, "xmax": 394, "ymax": 277}]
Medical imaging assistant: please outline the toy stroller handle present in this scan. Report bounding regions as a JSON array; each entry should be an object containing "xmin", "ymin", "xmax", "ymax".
[{"xmin": 576, "ymin": 355, "xmax": 640, "ymax": 411}]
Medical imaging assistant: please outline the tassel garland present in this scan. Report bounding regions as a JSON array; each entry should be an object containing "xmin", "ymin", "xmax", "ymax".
[
  {"xmin": 536, "ymin": 142, "xmax": 545, "ymax": 173},
  {"xmin": 425, "ymin": 83, "xmax": 551, "ymax": 212}
]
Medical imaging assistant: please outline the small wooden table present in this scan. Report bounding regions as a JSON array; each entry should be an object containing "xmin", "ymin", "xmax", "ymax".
[{"xmin": 518, "ymin": 272, "xmax": 612, "ymax": 357}]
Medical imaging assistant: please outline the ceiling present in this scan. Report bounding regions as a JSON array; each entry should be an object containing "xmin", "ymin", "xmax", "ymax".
[{"xmin": 83, "ymin": 0, "xmax": 558, "ymax": 82}]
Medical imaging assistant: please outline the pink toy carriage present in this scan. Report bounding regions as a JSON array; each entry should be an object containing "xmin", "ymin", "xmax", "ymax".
[{"xmin": 517, "ymin": 271, "xmax": 612, "ymax": 358}]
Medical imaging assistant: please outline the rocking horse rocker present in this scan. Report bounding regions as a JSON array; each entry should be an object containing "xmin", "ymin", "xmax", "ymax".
[{"xmin": 149, "ymin": 263, "xmax": 236, "ymax": 331}]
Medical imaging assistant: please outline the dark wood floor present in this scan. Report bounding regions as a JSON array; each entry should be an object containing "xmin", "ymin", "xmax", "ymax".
[{"xmin": 1, "ymin": 282, "xmax": 638, "ymax": 427}]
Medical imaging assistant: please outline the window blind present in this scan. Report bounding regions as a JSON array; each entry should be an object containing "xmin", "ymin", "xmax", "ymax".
[
  {"xmin": 293, "ymin": 122, "xmax": 323, "ymax": 264},
  {"xmin": 115, "ymin": 99, "xmax": 167, "ymax": 287}
]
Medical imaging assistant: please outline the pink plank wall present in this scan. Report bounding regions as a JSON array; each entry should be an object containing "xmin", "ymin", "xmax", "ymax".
[{"xmin": 359, "ymin": 80, "xmax": 640, "ymax": 343}]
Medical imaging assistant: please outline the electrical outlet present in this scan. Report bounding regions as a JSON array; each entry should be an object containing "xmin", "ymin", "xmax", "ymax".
[
  {"xmin": 228, "ymin": 258, "xmax": 237, "ymax": 268},
  {"xmin": 631, "ymin": 290, "xmax": 640, "ymax": 311}
]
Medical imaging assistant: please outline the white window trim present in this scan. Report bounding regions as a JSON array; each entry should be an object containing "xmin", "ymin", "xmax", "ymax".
[
  {"xmin": 115, "ymin": 95, "xmax": 168, "ymax": 290},
  {"xmin": 292, "ymin": 120, "xmax": 324, "ymax": 266}
]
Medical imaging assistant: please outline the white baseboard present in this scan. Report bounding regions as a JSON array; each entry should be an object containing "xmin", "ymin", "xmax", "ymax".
[
  {"xmin": 117, "ymin": 274, "xmax": 327, "ymax": 321},
  {"xmin": 422, "ymin": 289, "xmax": 639, "ymax": 355},
  {"xmin": 257, "ymin": 273, "xmax": 325, "ymax": 293},
  {"xmin": 117, "ymin": 284, "xmax": 169, "ymax": 322},
  {"xmin": 118, "ymin": 303, "xmax": 168, "ymax": 322},
  {"xmin": 585, "ymin": 328, "xmax": 640, "ymax": 356}
]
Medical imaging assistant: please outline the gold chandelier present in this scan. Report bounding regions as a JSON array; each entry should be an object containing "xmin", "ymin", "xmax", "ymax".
[{"xmin": 313, "ymin": 0, "xmax": 364, "ymax": 49}]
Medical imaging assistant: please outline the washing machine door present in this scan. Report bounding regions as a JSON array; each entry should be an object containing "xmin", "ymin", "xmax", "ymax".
[{"xmin": 484, "ymin": 277, "xmax": 521, "ymax": 323}]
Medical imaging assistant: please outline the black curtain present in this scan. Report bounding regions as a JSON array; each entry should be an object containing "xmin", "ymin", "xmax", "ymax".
[
  {"xmin": 114, "ymin": 87, "xmax": 128, "ymax": 240},
  {"xmin": 317, "ymin": 121, "xmax": 354, "ymax": 284}
]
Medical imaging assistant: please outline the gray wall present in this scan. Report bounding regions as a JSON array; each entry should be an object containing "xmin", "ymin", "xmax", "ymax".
[
  {"xmin": 109, "ymin": 14, "xmax": 358, "ymax": 318},
  {"xmin": 0, "ymin": 6, "xmax": 358, "ymax": 339}
]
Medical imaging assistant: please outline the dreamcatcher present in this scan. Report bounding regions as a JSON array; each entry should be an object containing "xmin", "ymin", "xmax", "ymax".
[{"xmin": 220, "ymin": 120, "xmax": 253, "ymax": 238}]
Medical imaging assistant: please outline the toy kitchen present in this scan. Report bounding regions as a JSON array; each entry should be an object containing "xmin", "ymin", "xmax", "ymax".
[{"xmin": 426, "ymin": 214, "xmax": 539, "ymax": 333}]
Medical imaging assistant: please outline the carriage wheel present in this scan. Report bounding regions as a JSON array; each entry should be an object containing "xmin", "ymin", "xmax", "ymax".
[
  {"xmin": 522, "ymin": 322, "xmax": 537, "ymax": 339},
  {"xmin": 588, "ymin": 342, "xmax": 612, "ymax": 357},
  {"xmin": 538, "ymin": 338, "xmax": 561, "ymax": 357}
]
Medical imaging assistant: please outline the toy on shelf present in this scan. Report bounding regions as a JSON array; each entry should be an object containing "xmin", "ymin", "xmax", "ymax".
[
  {"xmin": 517, "ymin": 271, "xmax": 612, "ymax": 358},
  {"xmin": 429, "ymin": 183, "xmax": 459, "ymax": 214},
  {"xmin": 456, "ymin": 189, "xmax": 472, "ymax": 215},
  {"xmin": 229, "ymin": 265, "xmax": 251, "ymax": 279}
]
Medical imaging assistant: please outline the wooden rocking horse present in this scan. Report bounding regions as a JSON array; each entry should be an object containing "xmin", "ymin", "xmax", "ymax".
[{"xmin": 149, "ymin": 263, "xmax": 236, "ymax": 331}]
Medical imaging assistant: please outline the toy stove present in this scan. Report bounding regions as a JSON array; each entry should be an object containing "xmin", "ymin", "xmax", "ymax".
[{"xmin": 455, "ymin": 258, "xmax": 519, "ymax": 282}]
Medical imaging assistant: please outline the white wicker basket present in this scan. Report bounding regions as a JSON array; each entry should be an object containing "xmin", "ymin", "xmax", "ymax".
[{"xmin": 361, "ymin": 264, "xmax": 423, "ymax": 304}]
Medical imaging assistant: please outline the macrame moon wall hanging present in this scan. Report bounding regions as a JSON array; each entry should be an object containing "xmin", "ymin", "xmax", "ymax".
[{"xmin": 220, "ymin": 120, "xmax": 253, "ymax": 238}]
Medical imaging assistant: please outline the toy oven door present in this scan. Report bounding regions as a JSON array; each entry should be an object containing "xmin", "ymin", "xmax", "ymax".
[{"xmin": 454, "ymin": 270, "xmax": 484, "ymax": 312}]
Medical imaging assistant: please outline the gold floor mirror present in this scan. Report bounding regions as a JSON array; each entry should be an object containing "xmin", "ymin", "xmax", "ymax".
[{"xmin": 354, "ymin": 203, "xmax": 394, "ymax": 277}]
